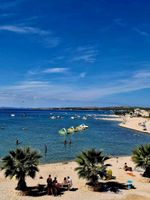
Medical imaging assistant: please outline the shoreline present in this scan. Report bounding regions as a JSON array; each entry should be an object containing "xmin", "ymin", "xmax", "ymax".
[
  {"xmin": 0, "ymin": 156, "xmax": 150, "ymax": 200},
  {"xmin": 119, "ymin": 116, "xmax": 150, "ymax": 134},
  {"xmin": 119, "ymin": 123, "xmax": 150, "ymax": 135},
  {"xmin": 101, "ymin": 115, "xmax": 150, "ymax": 134}
]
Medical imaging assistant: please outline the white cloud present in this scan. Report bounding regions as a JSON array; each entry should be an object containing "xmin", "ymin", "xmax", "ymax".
[
  {"xmin": 27, "ymin": 67, "xmax": 69, "ymax": 76},
  {"xmin": 0, "ymin": 24, "xmax": 61, "ymax": 48},
  {"xmin": 43, "ymin": 68, "xmax": 69, "ymax": 74},
  {"xmin": 1, "ymin": 69, "xmax": 150, "ymax": 107},
  {"xmin": 72, "ymin": 46, "xmax": 98, "ymax": 63},
  {"xmin": 133, "ymin": 70, "xmax": 150, "ymax": 78},
  {"xmin": 0, "ymin": 25, "xmax": 49, "ymax": 35},
  {"xmin": 133, "ymin": 28, "xmax": 149, "ymax": 37}
]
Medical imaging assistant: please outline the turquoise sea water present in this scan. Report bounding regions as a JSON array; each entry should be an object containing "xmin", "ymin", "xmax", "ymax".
[{"xmin": 0, "ymin": 109, "xmax": 150, "ymax": 164}]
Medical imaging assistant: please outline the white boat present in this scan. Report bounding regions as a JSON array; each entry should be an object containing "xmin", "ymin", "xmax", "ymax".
[
  {"xmin": 70, "ymin": 115, "xmax": 80, "ymax": 120},
  {"xmin": 79, "ymin": 124, "xmax": 88, "ymax": 130},
  {"xmin": 74, "ymin": 124, "xmax": 88, "ymax": 131},
  {"xmin": 50, "ymin": 116, "xmax": 56, "ymax": 119},
  {"xmin": 82, "ymin": 116, "xmax": 87, "ymax": 120},
  {"xmin": 10, "ymin": 114, "xmax": 15, "ymax": 117}
]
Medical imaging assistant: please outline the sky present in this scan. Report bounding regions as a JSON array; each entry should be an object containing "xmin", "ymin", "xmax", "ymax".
[{"xmin": 0, "ymin": 0, "xmax": 150, "ymax": 108}]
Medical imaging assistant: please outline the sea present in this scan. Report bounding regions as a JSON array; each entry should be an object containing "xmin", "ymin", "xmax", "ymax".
[{"xmin": 0, "ymin": 108, "xmax": 150, "ymax": 164}]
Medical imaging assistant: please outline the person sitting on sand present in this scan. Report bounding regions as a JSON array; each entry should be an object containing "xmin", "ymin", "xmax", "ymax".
[
  {"xmin": 67, "ymin": 176, "xmax": 72, "ymax": 190},
  {"xmin": 124, "ymin": 163, "xmax": 132, "ymax": 171},
  {"xmin": 62, "ymin": 177, "xmax": 70, "ymax": 189}
]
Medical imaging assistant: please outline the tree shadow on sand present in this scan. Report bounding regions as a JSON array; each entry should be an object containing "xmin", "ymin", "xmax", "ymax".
[
  {"xmin": 86, "ymin": 181, "xmax": 136, "ymax": 193},
  {"xmin": 26, "ymin": 185, "xmax": 47, "ymax": 196},
  {"xmin": 23, "ymin": 185, "xmax": 78, "ymax": 197}
]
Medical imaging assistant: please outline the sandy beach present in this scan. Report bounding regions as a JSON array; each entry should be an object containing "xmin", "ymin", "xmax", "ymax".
[
  {"xmin": 119, "ymin": 117, "xmax": 150, "ymax": 134},
  {"xmin": 0, "ymin": 156, "xmax": 150, "ymax": 200},
  {"xmin": 99, "ymin": 115, "xmax": 150, "ymax": 134}
]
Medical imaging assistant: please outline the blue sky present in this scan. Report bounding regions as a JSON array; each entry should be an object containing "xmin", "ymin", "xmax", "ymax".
[{"xmin": 0, "ymin": 0, "xmax": 150, "ymax": 107}]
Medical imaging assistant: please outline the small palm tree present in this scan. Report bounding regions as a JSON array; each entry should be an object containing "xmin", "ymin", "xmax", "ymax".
[
  {"xmin": 1, "ymin": 147, "xmax": 42, "ymax": 191},
  {"xmin": 75, "ymin": 148, "xmax": 110, "ymax": 186},
  {"xmin": 132, "ymin": 144, "xmax": 150, "ymax": 178}
]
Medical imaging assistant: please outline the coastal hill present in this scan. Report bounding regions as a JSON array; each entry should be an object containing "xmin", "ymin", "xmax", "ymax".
[{"xmin": 0, "ymin": 106, "xmax": 150, "ymax": 111}]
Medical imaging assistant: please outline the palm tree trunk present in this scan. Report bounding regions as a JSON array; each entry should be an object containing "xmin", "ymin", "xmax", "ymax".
[
  {"xmin": 16, "ymin": 177, "xmax": 27, "ymax": 191},
  {"xmin": 143, "ymin": 167, "xmax": 150, "ymax": 178}
]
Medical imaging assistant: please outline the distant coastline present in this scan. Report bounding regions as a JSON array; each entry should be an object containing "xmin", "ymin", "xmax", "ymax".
[{"xmin": 0, "ymin": 106, "xmax": 150, "ymax": 111}]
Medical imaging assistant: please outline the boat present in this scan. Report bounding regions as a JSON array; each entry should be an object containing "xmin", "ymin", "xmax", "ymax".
[
  {"xmin": 67, "ymin": 126, "xmax": 74, "ymax": 134},
  {"xmin": 74, "ymin": 125, "xmax": 83, "ymax": 131},
  {"xmin": 82, "ymin": 116, "xmax": 87, "ymax": 120},
  {"xmin": 74, "ymin": 126, "xmax": 79, "ymax": 132},
  {"xmin": 50, "ymin": 116, "xmax": 56, "ymax": 119},
  {"xmin": 70, "ymin": 116, "xmax": 75, "ymax": 119},
  {"xmin": 78, "ymin": 124, "xmax": 88, "ymax": 130},
  {"xmin": 10, "ymin": 114, "xmax": 15, "ymax": 117},
  {"xmin": 70, "ymin": 115, "xmax": 80, "ymax": 120},
  {"xmin": 59, "ymin": 128, "xmax": 67, "ymax": 135},
  {"xmin": 74, "ymin": 124, "xmax": 88, "ymax": 131}
]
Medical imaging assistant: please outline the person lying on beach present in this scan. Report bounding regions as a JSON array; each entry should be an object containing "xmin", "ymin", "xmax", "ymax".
[{"xmin": 124, "ymin": 163, "xmax": 132, "ymax": 171}]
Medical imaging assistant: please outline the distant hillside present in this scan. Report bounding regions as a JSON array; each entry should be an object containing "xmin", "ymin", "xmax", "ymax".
[{"xmin": 0, "ymin": 106, "xmax": 150, "ymax": 111}]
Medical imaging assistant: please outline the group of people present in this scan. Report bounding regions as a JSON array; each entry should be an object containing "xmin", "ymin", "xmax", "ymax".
[{"xmin": 47, "ymin": 175, "xmax": 72, "ymax": 196}]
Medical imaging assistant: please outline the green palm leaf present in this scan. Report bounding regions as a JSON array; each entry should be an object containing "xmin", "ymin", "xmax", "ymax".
[
  {"xmin": 132, "ymin": 144, "xmax": 150, "ymax": 178},
  {"xmin": 1, "ymin": 147, "xmax": 42, "ymax": 191},
  {"xmin": 75, "ymin": 148, "xmax": 110, "ymax": 186}
]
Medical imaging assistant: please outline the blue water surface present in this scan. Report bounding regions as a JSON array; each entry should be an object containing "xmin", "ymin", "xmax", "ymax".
[{"xmin": 0, "ymin": 109, "xmax": 150, "ymax": 163}]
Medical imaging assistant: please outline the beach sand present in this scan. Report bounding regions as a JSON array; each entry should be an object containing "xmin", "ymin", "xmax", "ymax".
[
  {"xmin": 0, "ymin": 156, "xmax": 149, "ymax": 200},
  {"xmin": 99, "ymin": 115, "xmax": 150, "ymax": 134},
  {"xmin": 119, "ymin": 117, "xmax": 150, "ymax": 134}
]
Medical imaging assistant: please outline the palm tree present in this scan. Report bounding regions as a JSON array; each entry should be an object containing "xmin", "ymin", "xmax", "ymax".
[
  {"xmin": 75, "ymin": 148, "xmax": 110, "ymax": 186},
  {"xmin": 1, "ymin": 147, "xmax": 42, "ymax": 191},
  {"xmin": 132, "ymin": 144, "xmax": 150, "ymax": 178}
]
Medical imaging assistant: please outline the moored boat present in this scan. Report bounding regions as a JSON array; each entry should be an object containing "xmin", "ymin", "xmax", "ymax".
[
  {"xmin": 59, "ymin": 128, "xmax": 67, "ymax": 135},
  {"xmin": 79, "ymin": 124, "xmax": 88, "ymax": 130},
  {"xmin": 67, "ymin": 126, "xmax": 74, "ymax": 134}
]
